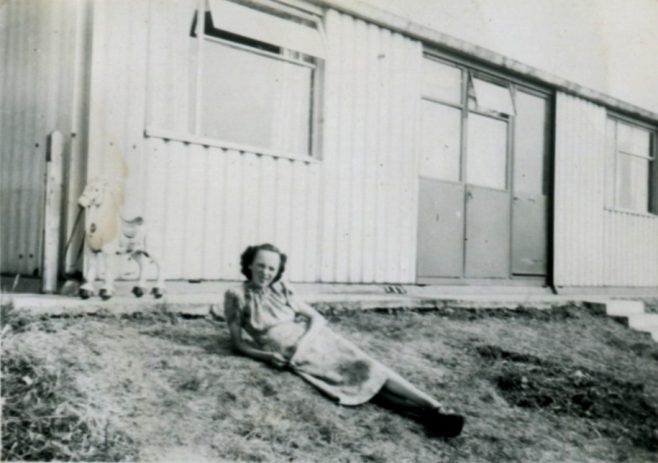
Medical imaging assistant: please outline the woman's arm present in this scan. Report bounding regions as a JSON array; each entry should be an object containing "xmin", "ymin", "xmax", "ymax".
[
  {"xmin": 227, "ymin": 319, "xmax": 288, "ymax": 368},
  {"xmin": 293, "ymin": 301, "xmax": 326, "ymax": 351},
  {"xmin": 225, "ymin": 290, "xmax": 288, "ymax": 368}
]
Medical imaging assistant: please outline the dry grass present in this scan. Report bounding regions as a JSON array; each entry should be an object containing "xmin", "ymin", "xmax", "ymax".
[
  {"xmin": 1, "ymin": 305, "xmax": 137, "ymax": 461},
  {"xmin": 1, "ymin": 303, "xmax": 657, "ymax": 462}
]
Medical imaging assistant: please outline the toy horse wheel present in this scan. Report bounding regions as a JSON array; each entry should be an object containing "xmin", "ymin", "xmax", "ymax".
[
  {"xmin": 79, "ymin": 288, "xmax": 92, "ymax": 300},
  {"xmin": 152, "ymin": 287, "xmax": 164, "ymax": 299},
  {"xmin": 132, "ymin": 286, "xmax": 144, "ymax": 298},
  {"xmin": 99, "ymin": 288, "xmax": 112, "ymax": 301}
]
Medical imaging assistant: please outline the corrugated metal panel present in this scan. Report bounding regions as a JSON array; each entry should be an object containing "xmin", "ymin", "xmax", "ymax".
[
  {"xmin": 320, "ymin": 10, "xmax": 421, "ymax": 283},
  {"xmin": 0, "ymin": 0, "xmax": 85, "ymax": 276},
  {"xmin": 602, "ymin": 210, "xmax": 658, "ymax": 287},
  {"xmin": 141, "ymin": 139, "xmax": 324, "ymax": 282},
  {"xmin": 87, "ymin": 2, "xmax": 421, "ymax": 283},
  {"xmin": 554, "ymin": 93, "xmax": 606, "ymax": 286},
  {"xmin": 554, "ymin": 92, "xmax": 658, "ymax": 287}
]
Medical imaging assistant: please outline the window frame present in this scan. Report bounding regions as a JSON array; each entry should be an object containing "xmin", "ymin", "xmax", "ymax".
[
  {"xmin": 468, "ymin": 72, "xmax": 516, "ymax": 118},
  {"xmin": 606, "ymin": 112, "xmax": 658, "ymax": 216},
  {"xmin": 146, "ymin": 0, "xmax": 325, "ymax": 163},
  {"xmin": 420, "ymin": 53, "xmax": 550, "ymax": 191}
]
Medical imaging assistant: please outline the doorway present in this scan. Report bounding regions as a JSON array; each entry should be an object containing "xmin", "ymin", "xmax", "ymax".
[{"xmin": 416, "ymin": 56, "xmax": 551, "ymax": 283}]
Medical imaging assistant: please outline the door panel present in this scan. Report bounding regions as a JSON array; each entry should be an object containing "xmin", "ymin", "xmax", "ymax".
[
  {"xmin": 512, "ymin": 194, "xmax": 548, "ymax": 274},
  {"xmin": 512, "ymin": 90, "xmax": 549, "ymax": 276},
  {"xmin": 464, "ymin": 185, "xmax": 510, "ymax": 278},
  {"xmin": 417, "ymin": 178, "xmax": 464, "ymax": 278}
]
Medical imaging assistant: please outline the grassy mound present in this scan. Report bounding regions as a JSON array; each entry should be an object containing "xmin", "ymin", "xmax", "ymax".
[
  {"xmin": 1, "ymin": 307, "xmax": 137, "ymax": 461},
  {"xmin": 1, "ymin": 302, "xmax": 657, "ymax": 462}
]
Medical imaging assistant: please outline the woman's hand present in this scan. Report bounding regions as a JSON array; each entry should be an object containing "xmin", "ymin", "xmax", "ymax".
[
  {"xmin": 228, "ymin": 312, "xmax": 288, "ymax": 368},
  {"xmin": 294, "ymin": 303, "xmax": 326, "ymax": 349},
  {"xmin": 234, "ymin": 340, "xmax": 289, "ymax": 369},
  {"xmin": 268, "ymin": 352, "xmax": 289, "ymax": 369}
]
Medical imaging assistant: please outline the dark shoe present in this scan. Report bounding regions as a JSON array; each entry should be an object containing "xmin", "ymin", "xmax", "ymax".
[{"xmin": 421, "ymin": 408, "xmax": 465, "ymax": 438}]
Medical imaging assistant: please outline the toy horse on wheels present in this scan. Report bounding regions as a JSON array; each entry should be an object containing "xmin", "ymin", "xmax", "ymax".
[{"xmin": 77, "ymin": 177, "xmax": 165, "ymax": 300}]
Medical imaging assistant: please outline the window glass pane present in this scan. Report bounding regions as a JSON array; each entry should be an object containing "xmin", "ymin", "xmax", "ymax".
[
  {"xmin": 470, "ymin": 78, "xmax": 515, "ymax": 115},
  {"xmin": 420, "ymin": 101, "xmax": 462, "ymax": 181},
  {"xmin": 513, "ymin": 91, "xmax": 548, "ymax": 194},
  {"xmin": 200, "ymin": 40, "xmax": 312, "ymax": 155},
  {"xmin": 467, "ymin": 114, "xmax": 508, "ymax": 190},
  {"xmin": 617, "ymin": 121, "xmax": 651, "ymax": 157},
  {"xmin": 421, "ymin": 58, "xmax": 462, "ymax": 105},
  {"xmin": 208, "ymin": 0, "xmax": 325, "ymax": 58},
  {"xmin": 618, "ymin": 153, "xmax": 649, "ymax": 212}
]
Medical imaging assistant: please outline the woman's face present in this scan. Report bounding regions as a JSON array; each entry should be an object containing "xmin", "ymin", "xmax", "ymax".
[{"xmin": 249, "ymin": 250, "xmax": 281, "ymax": 288}]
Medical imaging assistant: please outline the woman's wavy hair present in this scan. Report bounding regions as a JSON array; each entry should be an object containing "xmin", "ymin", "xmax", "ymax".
[{"xmin": 240, "ymin": 243, "xmax": 287, "ymax": 283}]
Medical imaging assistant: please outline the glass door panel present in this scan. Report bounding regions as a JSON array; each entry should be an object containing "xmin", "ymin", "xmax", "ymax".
[
  {"xmin": 512, "ymin": 90, "xmax": 550, "ymax": 276},
  {"xmin": 466, "ymin": 114, "xmax": 508, "ymax": 190},
  {"xmin": 420, "ymin": 101, "xmax": 462, "ymax": 182}
]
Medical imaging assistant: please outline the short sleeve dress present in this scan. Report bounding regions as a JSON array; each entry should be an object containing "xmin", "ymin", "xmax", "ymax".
[{"xmin": 224, "ymin": 281, "xmax": 391, "ymax": 406}]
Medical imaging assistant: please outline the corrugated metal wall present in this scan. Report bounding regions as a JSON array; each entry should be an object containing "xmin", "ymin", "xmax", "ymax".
[
  {"xmin": 5, "ymin": 1, "xmax": 656, "ymax": 287},
  {"xmin": 602, "ymin": 200, "xmax": 658, "ymax": 287},
  {"xmin": 319, "ymin": 10, "xmax": 421, "ymax": 283},
  {"xmin": 87, "ymin": 1, "xmax": 422, "ymax": 283},
  {"xmin": 0, "ymin": 0, "xmax": 88, "ymax": 276},
  {"xmin": 554, "ymin": 92, "xmax": 658, "ymax": 287}
]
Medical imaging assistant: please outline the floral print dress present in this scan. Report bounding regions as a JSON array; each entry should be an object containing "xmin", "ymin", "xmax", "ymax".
[{"xmin": 223, "ymin": 281, "xmax": 391, "ymax": 406}]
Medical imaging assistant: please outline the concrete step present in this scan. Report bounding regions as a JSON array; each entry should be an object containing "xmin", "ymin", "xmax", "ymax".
[
  {"xmin": 604, "ymin": 300, "xmax": 646, "ymax": 316},
  {"xmin": 627, "ymin": 313, "xmax": 658, "ymax": 332},
  {"xmin": 585, "ymin": 299, "xmax": 657, "ymax": 343}
]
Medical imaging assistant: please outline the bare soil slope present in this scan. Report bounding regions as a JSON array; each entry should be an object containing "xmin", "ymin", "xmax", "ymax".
[{"xmin": 2, "ymin": 304, "xmax": 658, "ymax": 462}]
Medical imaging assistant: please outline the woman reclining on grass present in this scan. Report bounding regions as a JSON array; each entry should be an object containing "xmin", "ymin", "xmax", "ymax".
[{"xmin": 224, "ymin": 243, "xmax": 465, "ymax": 438}]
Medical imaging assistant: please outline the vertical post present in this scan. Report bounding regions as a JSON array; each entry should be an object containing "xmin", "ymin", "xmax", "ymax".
[{"xmin": 42, "ymin": 130, "xmax": 64, "ymax": 294}]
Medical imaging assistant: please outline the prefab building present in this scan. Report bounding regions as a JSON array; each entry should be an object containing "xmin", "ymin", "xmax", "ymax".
[{"xmin": 1, "ymin": 0, "xmax": 657, "ymax": 292}]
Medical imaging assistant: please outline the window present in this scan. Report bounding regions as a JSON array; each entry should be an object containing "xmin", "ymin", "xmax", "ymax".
[
  {"xmin": 421, "ymin": 58, "xmax": 462, "ymax": 105},
  {"xmin": 419, "ymin": 59, "xmax": 464, "ymax": 183},
  {"xmin": 513, "ymin": 90, "xmax": 550, "ymax": 195},
  {"xmin": 469, "ymin": 76, "xmax": 516, "ymax": 117},
  {"xmin": 420, "ymin": 101, "xmax": 461, "ymax": 181},
  {"xmin": 420, "ymin": 55, "xmax": 552, "ymax": 194},
  {"xmin": 191, "ymin": 0, "xmax": 324, "ymax": 158},
  {"xmin": 466, "ymin": 113, "xmax": 508, "ymax": 189},
  {"xmin": 420, "ymin": 57, "xmax": 515, "ymax": 190},
  {"xmin": 606, "ymin": 116, "xmax": 657, "ymax": 214}
]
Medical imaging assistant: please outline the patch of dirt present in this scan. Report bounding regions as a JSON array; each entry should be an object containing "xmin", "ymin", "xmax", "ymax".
[
  {"xmin": 477, "ymin": 344, "xmax": 658, "ymax": 451},
  {"xmin": 476, "ymin": 345, "xmax": 548, "ymax": 366}
]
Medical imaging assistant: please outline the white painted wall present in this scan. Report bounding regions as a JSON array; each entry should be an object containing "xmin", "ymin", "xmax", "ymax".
[{"xmin": 358, "ymin": 0, "xmax": 658, "ymax": 114}]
